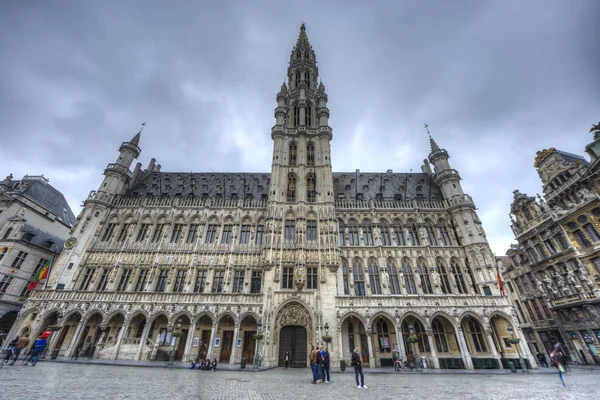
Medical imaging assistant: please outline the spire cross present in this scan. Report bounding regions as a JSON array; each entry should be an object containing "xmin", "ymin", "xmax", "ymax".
[
  {"xmin": 424, "ymin": 123, "xmax": 431, "ymax": 138},
  {"xmin": 139, "ymin": 122, "xmax": 147, "ymax": 134}
]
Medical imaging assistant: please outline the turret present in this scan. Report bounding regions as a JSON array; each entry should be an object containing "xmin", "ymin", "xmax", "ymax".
[
  {"xmin": 427, "ymin": 131, "xmax": 464, "ymax": 199},
  {"xmin": 98, "ymin": 127, "xmax": 143, "ymax": 197}
]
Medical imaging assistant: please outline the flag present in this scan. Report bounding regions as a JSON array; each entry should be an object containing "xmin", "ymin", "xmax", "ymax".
[
  {"xmin": 28, "ymin": 257, "xmax": 52, "ymax": 291},
  {"xmin": 496, "ymin": 265, "xmax": 505, "ymax": 296}
]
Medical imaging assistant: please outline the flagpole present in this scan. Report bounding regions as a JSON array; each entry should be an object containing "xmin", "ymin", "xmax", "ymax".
[{"xmin": 43, "ymin": 252, "xmax": 56, "ymax": 290}]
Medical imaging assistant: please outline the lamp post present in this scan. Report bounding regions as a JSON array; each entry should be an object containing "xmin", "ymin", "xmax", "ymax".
[
  {"xmin": 507, "ymin": 325, "xmax": 527, "ymax": 372},
  {"xmin": 168, "ymin": 319, "xmax": 183, "ymax": 366},
  {"xmin": 253, "ymin": 318, "xmax": 263, "ymax": 371}
]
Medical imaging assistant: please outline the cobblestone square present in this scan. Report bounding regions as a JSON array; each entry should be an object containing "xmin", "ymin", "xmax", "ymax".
[{"xmin": 0, "ymin": 363, "xmax": 597, "ymax": 400}]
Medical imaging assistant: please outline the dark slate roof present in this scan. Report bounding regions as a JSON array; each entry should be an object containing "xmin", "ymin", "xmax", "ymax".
[
  {"xmin": 128, "ymin": 171, "xmax": 444, "ymax": 202},
  {"xmin": 2, "ymin": 177, "xmax": 76, "ymax": 226},
  {"xmin": 19, "ymin": 224, "xmax": 65, "ymax": 254}
]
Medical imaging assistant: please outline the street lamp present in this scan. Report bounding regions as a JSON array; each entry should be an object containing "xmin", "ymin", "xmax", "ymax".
[
  {"xmin": 168, "ymin": 319, "xmax": 183, "ymax": 366},
  {"xmin": 506, "ymin": 325, "xmax": 528, "ymax": 372},
  {"xmin": 253, "ymin": 318, "xmax": 263, "ymax": 370}
]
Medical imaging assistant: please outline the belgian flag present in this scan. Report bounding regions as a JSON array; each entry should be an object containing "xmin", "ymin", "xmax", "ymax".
[{"xmin": 28, "ymin": 257, "xmax": 52, "ymax": 291}]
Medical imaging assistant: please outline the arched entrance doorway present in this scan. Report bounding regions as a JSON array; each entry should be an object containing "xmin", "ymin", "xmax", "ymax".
[{"xmin": 277, "ymin": 302, "xmax": 311, "ymax": 368}]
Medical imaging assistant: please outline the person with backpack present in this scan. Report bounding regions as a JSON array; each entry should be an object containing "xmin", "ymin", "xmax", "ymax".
[
  {"xmin": 29, "ymin": 334, "xmax": 49, "ymax": 366},
  {"xmin": 550, "ymin": 343, "xmax": 567, "ymax": 388},
  {"xmin": 316, "ymin": 345, "xmax": 324, "ymax": 383},
  {"xmin": 309, "ymin": 345, "xmax": 318, "ymax": 383}
]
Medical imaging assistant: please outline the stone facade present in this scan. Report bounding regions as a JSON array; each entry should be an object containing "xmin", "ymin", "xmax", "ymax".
[
  {"xmin": 501, "ymin": 130, "xmax": 600, "ymax": 366},
  {"xmin": 7, "ymin": 25, "xmax": 533, "ymax": 369}
]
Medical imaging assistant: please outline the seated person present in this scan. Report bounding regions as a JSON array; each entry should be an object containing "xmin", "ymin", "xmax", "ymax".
[{"xmin": 211, "ymin": 358, "xmax": 217, "ymax": 371}]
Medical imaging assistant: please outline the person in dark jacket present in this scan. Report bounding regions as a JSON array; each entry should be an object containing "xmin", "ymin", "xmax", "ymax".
[
  {"xmin": 8, "ymin": 335, "xmax": 29, "ymax": 365},
  {"xmin": 284, "ymin": 351, "xmax": 290, "ymax": 369},
  {"xmin": 322, "ymin": 347, "xmax": 331, "ymax": 383},
  {"xmin": 351, "ymin": 346, "xmax": 367, "ymax": 389},
  {"xmin": 3, "ymin": 338, "xmax": 18, "ymax": 364},
  {"xmin": 29, "ymin": 336, "xmax": 48, "ymax": 366}
]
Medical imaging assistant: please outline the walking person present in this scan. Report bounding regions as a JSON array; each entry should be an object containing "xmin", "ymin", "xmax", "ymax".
[
  {"xmin": 351, "ymin": 346, "xmax": 367, "ymax": 389},
  {"xmin": 284, "ymin": 350, "xmax": 290, "ymax": 369},
  {"xmin": 8, "ymin": 335, "xmax": 29, "ymax": 366},
  {"xmin": 323, "ymin": 347, "xmax": 331, "ymax": 383},
  {"xmin": 73, "ymin": 342, "xmax": 83, "ymax": 360},
  {"xmin": 29, "ymin": 334, "xmax": 48, "ymax": 366},
  {"xmin": 2, "ymin": 337, "xmax": 18, "ymax": 365},
  {"xmin": 550, "ymin": 343, "xmax": 567, "ymax": 388},
  {"xmin": 309, "ymin": 345, "xmax": 318, "ymax": 384}
]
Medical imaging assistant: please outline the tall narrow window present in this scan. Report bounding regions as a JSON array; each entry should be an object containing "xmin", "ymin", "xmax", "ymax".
[
  {"xmin": 307, "ymin": 220, "xmax": 317, "ymax": 241},
  {"xmin": 186, "ymin": 224, "xmax": 199, "ymax": 243},
  {"xmin": 387, "ymin": 260, "xmax": 401, "ymax": 294},
  {"xmin": 348, "ymin": 220, "xmax": 359, "ymax": 246},
  {"xmin": 78, "ymin": 268, "xmax": 93, "ymax": 290},
  {"xmin": 239, "ymin": 225, "xmax": 251, "ymax": 244},
  {"xmin": 287, "ymin": 174, "xmax": 296, "ymax": 202},
  {"xmin": 392, "ymin": 220, "xmax": 406, "ymax": 245},
  {"xmin": 307, "ymin": 267, "xmax": 318, "ymax": 289},
  {"xmin": 282, "ymin": 267, "xmax": 294, "ymax": 289},
  {"xmin": 221, "ymin": 224, "xmax": 232, "ymax": 244},
  {"xmin": 362, "ymin": 220, "xmax": 374, "ymax": 246},
  {"xmin": 205, "ymin": 224, "xmax": 217, "ymax": 244},
  {"xmin": 285, "ymin": 220, "xmax": 295, "ymax": 241},
  {"xmin": 306, "ymin": 105, "xmax": 312, "ymax": 126},
  {"xmin": 135, "ymin": 269, "xmax": 149, "ymax": 292},
  {"xmin": 466, "ymin": 318, "xmax": 488, "ymax": 353},
  {"xmin": 171, "ymin": 224, "xmax": 184, "ymax": 243},
  {"xmin": 0, "ymin": 276, "xmax": 13, "ymax": 293},
  {"xmin": 173, "ymin": 269, "xmax": 187, "ymax": 292},
  {"xmin": 426, "ymin": 225, "xmax": 438, "ymax": 246},
  {"xmin": 376, "ymin": 319, "xmax": 391, "ymax": 353},
  {"xmin": 117, "ymin": 224, "xmax": 130, "ymax": 242},
  {"xmin": 338, "ymin": 220, "xmax": 345, "ymax": 246},
  {"xmin": 573, "ymin": 229, "xmax": 590, "ymax": 248},
  {"xmin": 194, "ymin": 270, "xmax": 207, "ymax": 293},
  {"xmin": 402, "ymin": 260, "xmax": 417, "ymax": 294},
  {"xmin": 155, "ymin": 269, "xmax": 168, "ymax": 292},
  {"xmin": 342, "ymin": 259, "xmax": 349, "ymax": 295},
  {"xmin": 212, "ymin": 270, "xmax": 225, "ymax": 293},
  {"xmin": 151, "ymin": 224, "xmax": 165, "ymax": 243},
  {"xmin": 117, "ymin": 269, "xmax": 132, "ymax": 292},
  {"xmin": 437, "ymin": 223, "xmax": 452, "ymax": 246},
  {"xmin": 289, "ymin": 142, "xmax": 297, "ymax": 166},
  {"xmin": 102, "ymin": 223, "xmax": 117, "ymax": 242},
  {"xmin": 544, "ymin": 239, "xmax": 557, "ymax": 255},
  {"xmin": 307, "ymin": 174, "xmax": 315, "ymax": 202},
  {"xmin": 96, "ymin": 269, "xmax": 110, "ymax": 291},
  {"xmin": 583, "ymin": 223, "xmax": 600, "ymax": 242},
  {"xmin": 348, "ymin": 322, "xmax": 355, "ymax": 350},
  {"xmin": 136, "ymin": 224, "xmax": 151, "ymax": 242},
  {"xmin": 408, "ymin": 224, "xmax": 420, "ymax": 245},
  {"xmin": 432, "ymin": 319, "xmax": 449, "ymax": 353},
  {"xmin": 451, "ymin": 260, "xmax": 469, "ymax": 294},
  {"xmin": 353, "ymin": 259, "xmax": 366, "ymax": 296},
  {"xmin": 380, "ymin": 220, "xmax": 391, "ymax": 245},
  {"xmin": 11, "ymin": 251, "xmax": 28, "ymax": 269},
  {"xmin": 255, "ymin": 224, "xmax": 264, "ymax": 245},
  {"xmin": 437, "ymin": 260, "xmax": 452, "ymax": 294},
  {"xmin": 0, "ymin": 248, "xmax": 8, "ymax": 262},
  {"xmin": 368, "ymin": 260, "xmax": 382, "ymax": 294},
  {"xmin": 294, "ymin": 105, "xmax": 300, "ymax": 126},
  {"xmin": 232, "ymin": 270, "xmax": 245, "ymax": 293},
  {"xmin": 417, "ymin": 261, "xmax": 433, "ymax": 294},
  {"xmin": 307, "ymin": 142, "xmax": 315, "ymax": 166},
  {"xmin": 251, "ymin": 271, "xmax": 262, "ymax": 293}
]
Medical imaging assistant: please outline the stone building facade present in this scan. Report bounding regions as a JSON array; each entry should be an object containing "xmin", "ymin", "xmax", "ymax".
[
  {"xmin": 7, "ymin": 25, "xmax": 533, "ymax": 369},
  {"xmin": 0, "ymin": 174, "xmax": 75, "ymax": 336},
  {"xmin": 501, "ymin": 128, "xmax": 600, "ymax": 365}
]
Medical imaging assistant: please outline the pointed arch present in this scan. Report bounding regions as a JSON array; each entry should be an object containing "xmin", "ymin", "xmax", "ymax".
[
  {"xmin": 348, "ymin": 219, "xmax": 359, "ymax": 246},
  {"xmin": 338, "ymin": 219, "xmax": 346, "ymax": 246},
  {"xmin": 436, "ymin": 258, "xmax": 453, "ymax": 294},
  {"xmin": 306, "ymin": 141, "xmax": 315, "ymax": 166},
  {"xmin": 392, "ymin": 218, "xmax": 406, "ymax": 245},
  {"xmin": 368, "ymin": 258, "xmax": 381, "ymax": 295},
  {"xmin": 416, "ymin": 258, "xmax": 433, "ymax": 294},
  {"xmin": 289, "ymin": 141, "xmax": 297, "ymax": 166},
  {"xmin": 306, "ymin": 173, "xmax": 315, "ymax": 203},
  {"xmin": 379, "ymin": 219, "xmax": 391, "ymax": 245},
  {"xmin": 287, "ymin": 173, "xmax": 297, "ymax": 202},
  {"xmin": 386, "ymin": 257, "xmax": 401, "ymax": 294},
  {"xmin": 451, "ymin": 258, "xmax": 469, "ymax": 294},
  {"xmin": 361, "ymin": 219, "xmax": 374, "ymax": 246},
  {"xmin": 401, "ymin": 258, "xmax": 417, "ymax": 294},
  {"xmin": 352, "ymin": 258, "xmax": 366, "ymax": 296}
]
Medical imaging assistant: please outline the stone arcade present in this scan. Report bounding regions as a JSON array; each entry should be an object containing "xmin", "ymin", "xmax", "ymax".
[{"xmin": 7, "ymin": 25, "xmax": 535, "ymax": 370}]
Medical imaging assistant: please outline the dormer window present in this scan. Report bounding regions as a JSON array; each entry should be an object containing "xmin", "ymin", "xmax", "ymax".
[{"xmin": 22, "ymin": 233, "xmax": 35, "ymax": 242}]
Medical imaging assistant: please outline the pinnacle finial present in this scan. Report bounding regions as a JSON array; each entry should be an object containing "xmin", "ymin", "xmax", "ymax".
[
  {"xmin": 131, "ymin": 121, "xmax": 145, "ymax": 145},
  {"xmin": 425, "ymin": 123, "xmax": 439, "ymax": 152}
]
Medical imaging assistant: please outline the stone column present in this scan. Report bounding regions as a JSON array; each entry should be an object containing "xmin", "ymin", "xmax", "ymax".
[
  {"xmin": 456, "ymin": 328, "xmax": 474, "ymax": 369},
  {"xmin": 206, "ymin": 323, "xmax": 217, "ymax": 359},
  {"xmin": 64, "ymin": 321, "xmax": 85, "ymax": 358},
  {"xmin": 135, "ymin": 322, "xmax": 152, "ymax": 361},
  {"xmin": 516, "ymin": 326, "xmax": 536, "ymax": 368},
  {"xmin": 111, "ymin": 321, "xmax": 129, "ymax": 360},
  {"xmin": 182, "ymin": 320, "xmax": 197, "ymax": 363},
  {"xmin": 229, "ymin": 322, "xmax": 240, "ymax": 365},
  {"xmin": 426, "ymin": 330, "xmax": 439, "ymax": 369},
  {"xmin": 366, "ymin": 331, "xmax": 375, "ymax": 368},
  {"xmin": 337, "ymin": 325, "xmax": 344, "ymax": 365},
  {"xmin": 485, "ymin": 329, "xmax": 503, "ymax": 369},
  {"xmin": 395, "ymin": 324, "xmax": 406, "ymax": 360}
]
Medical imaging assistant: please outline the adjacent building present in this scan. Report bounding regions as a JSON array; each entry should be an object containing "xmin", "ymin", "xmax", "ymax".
[
  {"xmin": 0, "ymin": 174, "xmax": 75, "ymax": 336},
  {"xmin": 501, "ymin": 127, "xmax": 600, "ymax": 365},
  {"xmin": 7, "ymin": 25, "xmax": 533, "ymax": 369}
]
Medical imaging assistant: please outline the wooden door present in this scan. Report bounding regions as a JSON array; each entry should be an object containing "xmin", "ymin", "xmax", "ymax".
[
  {"xmin": 242, "ymin": 331, "xmax": 256, "ymax": 364},
  {"xmin": 199, "ymin": 330, "xmax": 211, "ymax": 359},
  {"xmin": 220, "ymin": 331, "xmax": 234, "ymax": 362},
  {"xmin": 360, "ymin": 334, "xmax": 369, "ymax": 364},
  {"xmin": 176, "ymin": 329, "xmax": 188, "ymax": 360},
  {"xmin": 279, "ymin": 326, "xmax": 307, "ymax": 367}
]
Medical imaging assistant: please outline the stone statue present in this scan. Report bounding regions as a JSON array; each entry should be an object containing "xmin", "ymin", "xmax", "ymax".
[{"xmin": 590, "ymin": 121, "xmax": 600, "ymax": 140}]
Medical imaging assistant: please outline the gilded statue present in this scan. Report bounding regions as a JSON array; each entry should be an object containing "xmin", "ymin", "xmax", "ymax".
[{"xmin": 590, "ymin": 121, "xmax": 600, "ymax": 140}]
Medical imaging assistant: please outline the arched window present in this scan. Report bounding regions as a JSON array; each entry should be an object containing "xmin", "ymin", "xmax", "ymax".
[
  {"xmin": 307, "ymin": 142, "xmax": 315, "ymax": 166},
  {"xmin": 287, "ymin": 174, "xmax": 296, "ymax": 202},
  {"xmin": 348, "ymin": 220, "xmax": 359, "ymax": 246},
  {"xmin": 294, "ymin": 105, "xmax": 300, "ymax": 126},
  {"xmin": 387, "ymin": 259, "xmax": 401, "ymax": 294},
  {"xmin": 296, "ymin": 51, "xmax": 301, "ymax": 59},
  {"xmin": 376, "ymin": 319, "xmax": 391, "ymax": 353},
  {"xmin": 338, "ymin": 220, "xmax": 345, "ymax": 246},
  {"xmin": 289, "ymin": 142, "xmax": 297, "ymax": 166},
  {"xmin": 402, "ymin": 260, "xmax": 417, "ymax": 294},
  {"xmin": 368, "ymin": 259, "xmax": 381, "ymax": 294},
  {"xmin": 432, "ymin": 319, "xmax": 449, "ymax": 353},
  {"xmin": 353, "ymin": 259, "xmax": 365, "ymax": 296},
  {"xmin": 379, "ymin": 220, "xmax": 391, "ymax": 246},
  {"xmin": 348, "ymin": 321, "xmax": 355, "ymax": 350},
  {"xmin": 437, "ymin": 221, "xmax": 452, "ymax": 246},
  {"xmin": 305, "ymin": 105, "xmax": 312, "ymax": 126},
  {"xmin": 583, "ymin": 223, "xmax": 600, "ymax": 243},
  {"xmin": 408, "ymin": 223, "xmax": 420, "ymax": 245},
  {"xmin": 392, "ymin": 219, "xmax": 405, "ymax": 245},
  {"xmin": 426, "ymin": 223, "xmax": 438, "ymax": 246},
  {"xmin": 306, "ymin": 218, "xmax": 317, "ymax": 241},
  {"xmin": 466, "ymin": 317, "xmax": 488, "ymax": 353},
  {"xmin": 362, "ymin": 220, "xmax": 374, "ymax": 246},
  {"xmin": 294, "ymin": 71, "xmax": 301, "ymax": 88},
  {"xmin": 417, "ymin": 261, "xmax": 433, "ymax": 294},
  {"xmin": 522, "ymin": 206, "xmax": 533, "ymax": 221},
  {"xmin": 342, "ymin": 258, "xmax": 349, "ymax": 295},
  {"xmin": 307, "ymin": 174, "xmax": 315, "ymax": 203},
  {"xmin": 402, "ymin": 320, "xmax": 431, "ymax": 353},
  {"xmin": 437, "ymin": 259, "xmax": 453, "ymax": 294},
  {"xmin": 3, "ymin": 227, "xmax": 13, "ymax": 240},
  {"xmin": 304, "ymin": 71, "xmax": 310, "ymax": 87},
  {"xmin": 451, "ymin": 259, "xmax": 469, "ymax": 294}
]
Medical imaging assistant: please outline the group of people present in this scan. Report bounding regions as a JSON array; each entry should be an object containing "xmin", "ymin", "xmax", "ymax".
[
  {"xmin": 2, "ymin": 332, "xmax": 49, "ymax": 367},
  {"xmin": 189, "ymin": 357, "xmax": 217, "ymax": 371},
  {"xmin": 309, "ymin": 345, "xmax": 331, "ymax": 384}
]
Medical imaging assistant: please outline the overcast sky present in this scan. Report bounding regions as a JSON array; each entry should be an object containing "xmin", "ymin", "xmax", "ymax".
[{"xmin": 1, "ymin": 0, "xmax": 599, "ymax": 255}]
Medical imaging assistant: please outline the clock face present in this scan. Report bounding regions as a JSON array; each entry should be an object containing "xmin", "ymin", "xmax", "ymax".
[{"xmin": 65, "ymin": 237, "xmax": 77, "ymax": 249}]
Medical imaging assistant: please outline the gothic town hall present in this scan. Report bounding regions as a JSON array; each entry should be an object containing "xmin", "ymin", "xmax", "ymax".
[{"xmin": 7, "ymin": 25, "xmax": 534, "ymax": 370}]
